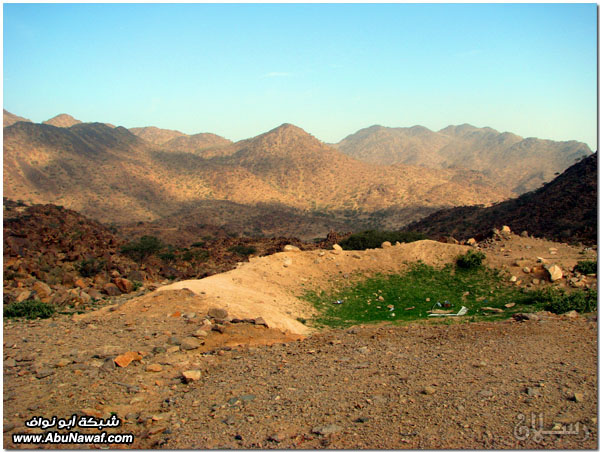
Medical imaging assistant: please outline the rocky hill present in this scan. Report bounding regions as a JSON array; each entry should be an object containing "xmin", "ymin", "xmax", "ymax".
[
  {"xmin": 336, "ymin": 124, "xmax": 592, "ymax": 194},
  {"xmin": 2, "ymin": 198, "xmax": 320, "ymax": 312},
  {"xmin": 407, "ymin": 152, "xmax": 597, "ymax": 244},
  {"xmin": 42, "ymin": 113, "xmax": 82, "ymax": 127},
  {"xmin": 3, "ymin": 117, "xmax": 510, "ymax": 233},
  {"xmin": 3, "ymin": 109, "xmax": 31, "ymax": 127}
]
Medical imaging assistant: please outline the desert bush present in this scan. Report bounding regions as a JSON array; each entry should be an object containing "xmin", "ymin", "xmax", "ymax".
[
  {"xmin": 536, "ymin": 287, "xmax": 598, "ymax": 314},
  {"xmin": 575, "ymin": 260, "xmax": 597, "ymax": 275},
  {"xmin": 191, "ymin": 241, "xmax": 205, "ymax": 248},
  {"xmin": 228, "ymin": 245, "xmax": 256, "ymax": 257},
  {"xmin": 339, "ymin": 230, "xmax": 427, "ymax": 250},
  {"xmin": 159, "ymin": 251, "xmax": 176, "ymax": 263},
  {"xmin": 4, "ymin": 299, "xmax": 55, "ymax": 319},
  {"xmin": 182, "ymin": 249, "xmax": 210, "ymax": 262},
  {"xmin": 121, "ymin": 235, "xmax": 163, "ymax": 262},
  {"xmin": 456, "ymin": 250, "xmax": 486, "ymax": 269},
  {"xmin": 76, "ymin": 258, "xmax": 105, "ymax": 277}
]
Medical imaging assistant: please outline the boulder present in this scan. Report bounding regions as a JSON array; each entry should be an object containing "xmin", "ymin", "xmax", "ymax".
[
  {"xmin": 544, "ymin": 264, "xmax": 563, "ymax": 282},
  {"xmin": 283, "ymin": 245, "xmax": 301, "ymax": 252},
  {"xmin": 208, "ymin": 307, "xmax": 228, "ymax": 320},
  {"xmin": 114, "ymin": 278, "xmax": 134, "ymax": 294},
  {"xmin": 103, "ymin": 283, "xmax": 122, "ymax": 297},
  {"xmin": 32, "ymin": 281, "xmax": 52, "ymax": 298}
]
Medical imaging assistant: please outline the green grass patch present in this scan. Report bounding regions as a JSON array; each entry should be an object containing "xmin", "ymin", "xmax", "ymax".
[{"xmin": 302, "ymin": 262, "xmax": 593, "ymax": 328}]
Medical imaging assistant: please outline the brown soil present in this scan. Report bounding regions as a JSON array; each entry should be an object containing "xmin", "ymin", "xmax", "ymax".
[{"xmin": 3, "ymin": 233, "xmax": 597, "ymax": 449}]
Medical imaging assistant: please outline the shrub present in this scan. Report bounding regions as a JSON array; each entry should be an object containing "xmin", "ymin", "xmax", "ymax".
[
  {"xmin": 456, "ymin": 250, "xmax": 486, "ymax": 269},
  {"xmin": 4, "ymin": 299, "xmax": 55, "ymax": 319},
  {"xmin": 159, "ymin": 251, "xmax": 176, "ymax": 263},
  {"xmin": 339, "ymin": 230, "xmax": 427, "ymax": 250},
  {"xmin": 539, "ymin": 288, "xmax": 598, "ymax": 314},
  {"xmin": 191, "ymin": 241, "xmax": 205, "ymax": 248},
  {"xmin": 76, "ymin": 258, "xmax": 105, "ymax": 277},
  {"xmin": 228, "ymin": 245, "xmax": 256, "ymax": 257},
  {"xmin": 182, "ymin": 249, "xmax": 210, "ymax": 262},
  {"xmin": 575, "ymin": 260, "xmax": 597, "ymax": 275},
  {"xmin": 121, "ymin": 235, "xmax": 163, "ymax": 262}
]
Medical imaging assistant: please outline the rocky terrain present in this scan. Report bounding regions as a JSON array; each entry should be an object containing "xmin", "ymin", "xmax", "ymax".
[
  {"xmin": 3, "ymin": 232, "xmax": 597, "ymax": 449},
  {"xmin": 408, "ymin": 152, "xmax": 597, "ymax": 245},
  {"xmin": 335, "ymin": 123, "xmax": 592, "ymax": 194},
  {"xmin": 2, "ymin": 199, "xmax": 320, "ymax": 314}
]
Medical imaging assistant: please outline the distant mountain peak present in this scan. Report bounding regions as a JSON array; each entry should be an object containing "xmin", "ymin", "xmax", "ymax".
[{"xmin": 43, "ymin": 113, "xmax": 82, "ymax": 128}]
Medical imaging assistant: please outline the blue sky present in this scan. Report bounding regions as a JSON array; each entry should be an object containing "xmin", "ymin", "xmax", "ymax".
[{"xmin": 3, "ymin": 3, "xmax": 597, "ymax": 148}]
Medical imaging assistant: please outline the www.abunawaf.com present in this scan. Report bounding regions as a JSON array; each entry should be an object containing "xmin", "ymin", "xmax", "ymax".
[{"xmin": 12, "ymin": 431, "xmax": 134, "ymax": 445}]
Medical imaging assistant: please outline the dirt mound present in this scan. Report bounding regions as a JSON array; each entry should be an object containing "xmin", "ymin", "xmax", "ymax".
[{"xmin": 91, "ymin": 240, "xmax": 470, "ymax": 334}]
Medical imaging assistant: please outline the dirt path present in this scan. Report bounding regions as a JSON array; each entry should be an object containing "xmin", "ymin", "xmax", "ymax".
[{"xmin": 3, "ymin": 233, "xmax": 597, "ymax": 449}]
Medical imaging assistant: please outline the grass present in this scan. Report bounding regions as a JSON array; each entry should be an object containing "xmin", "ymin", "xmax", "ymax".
[
  {"xmin": 4, "ymin": 299, "xmax": 55, "ymax": 320},
  {"xmin": 301, "ymin": 261, "xmax": 595, "ymax": 328}
]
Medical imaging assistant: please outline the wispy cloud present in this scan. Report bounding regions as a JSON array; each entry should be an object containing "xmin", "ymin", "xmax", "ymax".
[{"xmin": 264, "ymin": 72, "xmax": 293, "ymax": 78}]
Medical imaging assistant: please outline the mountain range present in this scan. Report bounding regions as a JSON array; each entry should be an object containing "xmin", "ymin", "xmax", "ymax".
[
  {"xmin": 335, "ymin": 124, "xmax": 591, "ymax": 194},
  {"xmin": 3, "ymin": 109, "xmax": 593, "ymax": 239}
]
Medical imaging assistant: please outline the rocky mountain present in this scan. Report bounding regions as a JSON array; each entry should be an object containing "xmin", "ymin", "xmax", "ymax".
[
  {"xmin": 3, "ymin": 109, "xmax": 31, "ymax": 127},
  {"xmin": 130, "ymin": 126, "xmax": 232, "ymax": 154},
  {"xmin": 129, "ymin": 126, "xmax": 187, "ymax": 145},
  {"xmin": 4, "ymin": 119, "xmax": 510, "ymax": 233},
  {"xmin": 42, "ymin": 113, "xmax": 82, "ymax": 127},
  {"xmin": 407, "ymin": 152, "xmax": 597, "ymax": 244},
  {"xmin": 336, "ymin": 124, "xmax": 592, "ymax": 194}
]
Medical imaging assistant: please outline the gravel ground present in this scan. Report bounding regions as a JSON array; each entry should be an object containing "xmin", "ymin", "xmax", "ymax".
[{"xmin": 3, "ymin": 312, "xmax": 597, "ymax": 449}]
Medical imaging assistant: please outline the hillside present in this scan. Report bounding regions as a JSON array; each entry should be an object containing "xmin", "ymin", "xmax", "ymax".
[
  {"xmin": 3, "ymin": 109, "xmax": 31, "ymax": 127},
  {"xmin": 407, "ymin": 152, "xmax": 597, "ymax": 244},
  {"xmin": 3, "ymin": 119, "xmax": 510, "ymax": 233},
  {"xmin": 336, "ymin": 123, "xmax": 592, "ymax": 194}
]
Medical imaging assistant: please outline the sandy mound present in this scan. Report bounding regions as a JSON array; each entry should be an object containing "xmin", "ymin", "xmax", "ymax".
[{"xmin": 145, "ymin": 240, "xmax": 469, "ymax": 334}]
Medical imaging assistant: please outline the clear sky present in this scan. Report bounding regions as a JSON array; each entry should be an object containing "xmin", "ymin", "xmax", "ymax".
[{"xmin": 3, "ymin": 3, "xmax": 597, "ymax": 148}]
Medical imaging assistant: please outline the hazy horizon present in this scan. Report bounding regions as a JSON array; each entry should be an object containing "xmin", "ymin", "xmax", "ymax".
[{"xmin": 4, "ymin": 3, "xmax": 597, "ymax": 148}]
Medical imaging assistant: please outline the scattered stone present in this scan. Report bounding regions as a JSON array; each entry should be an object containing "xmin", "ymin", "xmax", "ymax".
[
  {"xmin": 282, "ymin": 258, "xmax": 292, "ymax": 268},
  {"xmin": 267, "ymin": 433, "xmax": 285, "ymax": 443},
  {"xmin": 283, "ymin": 245, "xmax": 301, "ymax": 252},
  {"xmin": 473, "ymin": 361, "xmax": 487, "ymax": 368},
  {"xmin": 504, "ymin": 303, "xmax": 516, "ymax": 308},
  {"xmin": 355, "ymin": 417, "xmax": 370, "ymax": 423},
  {"xmin": 526, "ymin": 387, "xmax": 541, "ymax": 397},
  {"xmin": 478, "ymin": 390, "xmax": 493, "ymax": 398},
  {"xmin": 114, "ymin": 351, "xmax": 143, "ymax": 368},
  {"xmin": 180, "ymin": 337, "xmax": 201, "ymax": 350},
  {"xmin": 509, "ymin": 276, "xmax": 517, "ymax": 282},
  {"xmin": 332, "ymin": 244, "xmax": 343, "ymax": 251},
  {"xmin": 522, "ymin": 267, "xmax": 530, "ymax": 274},
  {"xmin": 381, "ymin": 241, "xmax": 392, "ymax": 248},
  {"xmin": 101, "ymin": 358, "xmax": 116, "ymax": 371},
  {"xmin": 15, "ymin": 290, "xmax": 32, "ymax": 303},
  {"xmin": 182, "ymin": 370, "xmax": 202, "ymax": 382},
  {"xmin": 466, "ymin": 238, "xmax": 477, "ymax": 246},
  {"xmin": 222, "ymin": 416, "xmax": 235, "ymax": 425},
  {"xmin": 513, "ymin": 312, "xmax": 540, "ymax": 322},
  {"xmin": 208, "ymin": 308, "xmax": 228, "ymax": 320},
  {"xmin": 563, "ymin": 310, "xmax": 579, "ymax": 319},
  {"xmin": 192, "ymin": 329, "xmax": 209, "ymax": 338},
  {"xmin": 501, "ymin": 225, "xmax": 511, "ymax": 234},
  {"xmin": 572, "ymin": 392, "xmax": 584, "ymax": 403},
  {"xmin": 4, "ymin": 358, "xmax": 17, "ymax": 368},
  {"xmin": 146, "ymin": 364, "xmax": 163, "ymax": 372},
  {"xmin": 481, "ymin": 307, "xmax": 503, "ymax": 313},
  {"xmin": 167, "ymin": 336, "xmax": 182, "ymax": 346},
  {"xmin": 212, "ymin": 324, "xmax": 226, "ymax": 334},
  {"xmin": 152, "ymin": 346, "xmax": 167, "ymax": 355},
  {"xmin": 35, "ymin": 367, "xmax": 55, "ymax": 379},
  {"xmin": 312, "ymin": 424, "xmax": 343, "ymax": 435},
  {"xmin": 421, "ymin": 385, "xmax": 436, "ymax": 395},
  {"xmin": 544, "ymin": 264, "xmax": 563, "ymax": 282},
  {"xmin": 520, "ymin": 231, "xmax": 529, "ymax": 238},
  {"xmin": 33, "ymin": 281, "xmax": 52, "ymax": 298},
  {"xmin": 55, "ymin": 358, "xmax": 71, "ymax": 368},
  {"xmin": 254, "ymin": 317, "xmax": 268, "ymax": 327}
]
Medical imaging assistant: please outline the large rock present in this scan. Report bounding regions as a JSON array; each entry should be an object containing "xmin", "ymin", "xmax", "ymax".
[
  {"xmin": 208, "ymin": 307, "xmax": 228, "ymax": 320},
  {"xmin": 32, "ymin": 281, "xmax": 52, "ymax": 298},
  {"xmin": 114, "ymin": 278, "xmax": 134, "ymax": 294},
  {"xmin": 103, "ymin": 283, "xmax": 122, "ymax": 297},
  {"xmin": 283, "ymin": 245, "xmax": 301, "ymax": 252},
  {"xmin": 544, "ymin": 264, "xmax": 563, "ymax": 282}
]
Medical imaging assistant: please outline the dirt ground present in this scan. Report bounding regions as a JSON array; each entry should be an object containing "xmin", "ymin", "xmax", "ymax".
[{"xmin": 3, "ymin": 232, "xmax": 598, "ymax": 449}]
